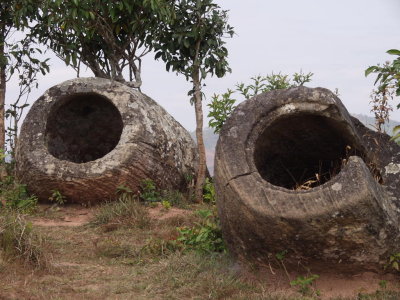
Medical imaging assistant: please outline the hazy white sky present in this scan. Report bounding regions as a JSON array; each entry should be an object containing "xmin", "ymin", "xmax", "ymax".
[{"xmin": 7, "ymin": 0, "xmax": 400, "ymax": 131}]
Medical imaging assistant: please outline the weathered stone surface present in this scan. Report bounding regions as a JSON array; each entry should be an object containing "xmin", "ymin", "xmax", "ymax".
[
  {"xmin": 215, "ymin": 86, "xmax": 400, "ymax": 271},
  {"xmin": 16, "ymin": 77, "xmax": 198, "ymax": 204}
]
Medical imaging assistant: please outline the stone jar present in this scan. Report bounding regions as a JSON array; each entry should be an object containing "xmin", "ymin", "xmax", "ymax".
[{"xmin": 17, "ymin": 77, "xmax": 198, "ymax": 204}]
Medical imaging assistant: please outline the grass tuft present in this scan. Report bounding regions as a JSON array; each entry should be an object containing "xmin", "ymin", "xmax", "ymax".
[
  {"xmin": 0, "ymin": 212, "xmax": 49, "ymax": 269},
  {"xmin": 90, "ymin": 193, "xmax": 150, "ymax": 229}
]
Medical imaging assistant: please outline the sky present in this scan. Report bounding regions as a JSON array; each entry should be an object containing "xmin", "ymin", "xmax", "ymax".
[{"xmin": 6, "ymin": 0, "xmax": 400, "ymax": 131}]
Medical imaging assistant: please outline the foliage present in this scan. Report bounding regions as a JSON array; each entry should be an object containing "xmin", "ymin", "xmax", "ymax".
[
  {"xmin": 275, "ymin": 250, "xmax": 288, "ymax": 261},
  {"xmin": 0, "ymin": 212, "xmax": 48, "ymax": 268},
  {"xmin": 177, "ymin": 209, "xmax": 225, "ymax": 254},
  {"xmin": 0, "ymin": 1, "xmax": 50, "ymax": 153},
  {"xmin": 203, "ymin": 178, "xmax": 215, "ymax": 204},
  {"xmin": 153, "ymin": 0, "xmax": 234, "ymax": 203},
  {"xmin": 140, "ymin": 237, "xmax": 181, "ymax": 258},
  {"xmin": 137, "ymin": 179, "xmax": 189, "ymax": 207},
  {"xmin": 365, "ymin": 49, "xmax": 400, "ymax": 132},
  {"xmin": 48, "ymin": 189, "xmax": 66, "ymax": 205},
  {"xmin": 140, "ymin": 179, "xmax": 161, "ymax": 204},
  {"xmin": 0, "ymin": 178, "xmax": 37, "ymax": 213},
  {"xmin": 386, "ymin": 252, "xmax": 400, "ymax": 272},
  {"xmin": 379, "ymin": 280, "xmax": 388, "ymax": 290},
  {"xmin": 29, "ymin": 0, "xmax": 174, "ymax": 89},
  {"xmin": 208, "ymin": 71, "xmax": 313, "ymax": 133},
  {"xmin": 391, "ymin": 125, "xmax": 400, "ymax": 144},
  {"xmin": 366, "ymin": 49, "xmax": 400, "ymax": 101},
  {"xmin": 207, "ymin": 89, "xmax": 236, "ymax": 134},
  {"xmin": 161, "ymin": 200, "xmax": 172, "ymax": 210},
  {"xmin": 161, "ymin": 189, "xmax": 188, "ymax": 208},
  {"xmin": 290, "ymin": 274, "xmax": 320, "ymax": 296},
  {"xmin": 153, "ymin": 0, "xmax": 234, "ymax": 82}
]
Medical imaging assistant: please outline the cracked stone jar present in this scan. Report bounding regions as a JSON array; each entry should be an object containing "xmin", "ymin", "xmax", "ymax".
[{"xmin": 16, "ymin": 77, "xmax": 198, "ymax": 204}]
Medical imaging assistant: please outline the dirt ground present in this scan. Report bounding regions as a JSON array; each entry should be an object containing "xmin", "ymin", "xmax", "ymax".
[{"xmin": 0, "ymin": 204, "xmax": 399, "ymax": 300}]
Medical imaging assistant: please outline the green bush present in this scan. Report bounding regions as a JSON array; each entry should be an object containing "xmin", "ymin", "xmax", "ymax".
[
  {"xmin": 208, "ymin": 71, "xmax": 313, "ymax": 133},
  {"xmin": 140, "ymin": 179, "xmax": 161, "ymax": 203},
  {"xmin": 48, "ymin": 189, "xmax": 66, "ymax": 205},
  {"xmin": 290, "ymin": 274, "xmax": 320, "ymax": 296},
  {"xmin": 177, "ymin": 209, "xmax": 225, "ymax": 254},
  {"xmin": 0, "ymin": 180, "xmax": 38, "ymax": 213},
  {"xmin": 203, "ymin": 178, "xmax": 215, "ymax": 204}
]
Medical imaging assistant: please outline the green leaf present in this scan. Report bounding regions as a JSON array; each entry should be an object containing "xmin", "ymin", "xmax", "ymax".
[
  {"xmin": 365, "ymin": 66, "xmax": 377, "ymax": 77},
  {"xmin": 387, "ymin": 49, "xmax": 400, "ymax": 56},
  {"xmin": 183, "ymin": 39, "xmax": 190, "ymax": 48}
]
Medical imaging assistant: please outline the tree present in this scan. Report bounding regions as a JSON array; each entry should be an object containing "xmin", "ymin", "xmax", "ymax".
[
  {"xmin": 0, "ymin": 1, "xmax": 49, "ymax": 156},
  {"xmin": 365, "ymin": 49, "xmax": 400, "ymax": 134},
  {"xmin": 30, "ymin": 0, "xmax": 174, "ymax": 89},
  {"xmin": 208, "ymin": 71, "xmax": 313, "ymax": 133},
  {"xmin": 152, "ymin": 0, "xmax": 234, "ymax": 203}
]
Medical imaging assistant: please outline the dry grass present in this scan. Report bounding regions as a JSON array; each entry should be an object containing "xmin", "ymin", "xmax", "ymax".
[
  {"xmin": 0, "ymin": 204, "xmax": 399, "ymax": 300},
  {"xmin": 90, "ymin": 193, "xmax": 150, "ymax": 229},
  {"xmin": 0, "ymin": 212, "xmax": 50, "ymax": 270}
]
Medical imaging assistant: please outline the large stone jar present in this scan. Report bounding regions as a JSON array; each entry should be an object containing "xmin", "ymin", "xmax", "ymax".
[
  {"xmin": 215, "ymin": 86, "xmax": 400, "ymax": 271},
  {"xmin": 17, "ymin": 77, "xmax": 198, "ymax": 204}
]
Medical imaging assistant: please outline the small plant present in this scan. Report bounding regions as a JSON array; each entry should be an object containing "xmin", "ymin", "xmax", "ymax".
[
  {"xmin": 177, "ymin": 209, "xmax": 225, "ymax": 254},
  {"xmin": 391, "ymin": 125, "xmax": 400, "ymax": 144},
  {"xmin": 275, "ymin": 250, "xmax": 290, "ymax": 281},
  {"xmin": 161, "ymin": 190, "xmax": 188, "ymax": 208},
  {"xmin": 116, "ymin": 184, "xmax": 133, "ymax": 195},
  {"xmin": 290, "ymin": 274, "xmax": 320, "ymax": 296},
  {"xmin": 0, "ymin": 212, "xmax": 49, "ymax": 269},
  {"xmin": 203, "ymin": 178, "xmax": 216, "ymax": 204},
  {"xmin": 140, "ymin": 179, "xmax": 160, "ymax": 203},
  {"xmin": 386, "ymin": 252, "xmax": 400, "ymax": 272},
  {"xmin": 275, "ymin": 250, "xmax": 287, "ymax": 261},
  {"xmin": 208, "ymin": 90, "xmax": 236, "ymax": 133},
  {"xmin": 365, "ymin": 49, "xmax": 400, "ymax": 132},
  {"xmin": 140, "ymin": 237, "xmax": 181, "ymax": 259},
  {"xmin": 0, "ymin": 181, "xmax": 38, "ymax": 214},
  {"xmin": 161, "ymin": 200, "xmax": 171, "ymax": 210},
  {"xmin": 379, "ymin": 280, "xmax": 387, "ymax": 290},
  {"xmin": 48, "ymin": 189, "xmax": 66, "ymax": 205}
]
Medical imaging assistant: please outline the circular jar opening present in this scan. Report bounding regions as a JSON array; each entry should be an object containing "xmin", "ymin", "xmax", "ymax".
[
  {"xmin": 45, "ymin": 92, "xmax": 123, "ymax": 163},
  {"xmin": 254, "ymin": 113, "xmax": 364, "ymax": 190}
]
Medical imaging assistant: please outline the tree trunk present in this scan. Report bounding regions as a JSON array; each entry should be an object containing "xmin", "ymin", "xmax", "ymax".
[
  {"xmin": 0, "ymin": 25, "xmax": 6, "ymax": 153},
  {"xmin": 192, "ymin": 68, "xmax": 206, "ymax": 203}
]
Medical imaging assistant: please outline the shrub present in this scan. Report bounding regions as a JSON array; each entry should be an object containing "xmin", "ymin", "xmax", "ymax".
[
  {"xmin": 203, "ymin": 178, "xmax": 216, "ymax": 204},
  {"xmin": 208, "ymin": 71, "xmax": 313, "ymax": 133},
  {"xmin": 140, "ymin": 179, "xmax": 160, "ymax": 203},
  {"xmin": 161, "ymin": 189, "xmax": 188, "ymax": 208},
  {"xmin": 0, "ymin": 180, "xmax": 38, "ymax": 213},
  {"xmin": 48, "ymin": 189, "xmax": 66, "ymax": 205},
  {"xmin": 290, "ymin": 274, "xmax": 320, "ymax": 296},
  {"xmin": 177, "ymin": 209, "xmax": 225, "ymax": 254}
]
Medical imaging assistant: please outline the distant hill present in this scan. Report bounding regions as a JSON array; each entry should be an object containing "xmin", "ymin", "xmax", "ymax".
[
  {"xmin": 352, "ymin": 114, "xmax": 400, "ymax": 133},
  {"xmin": 192, "ymin": 114, "xmax": 400, "ymax": 175}
]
